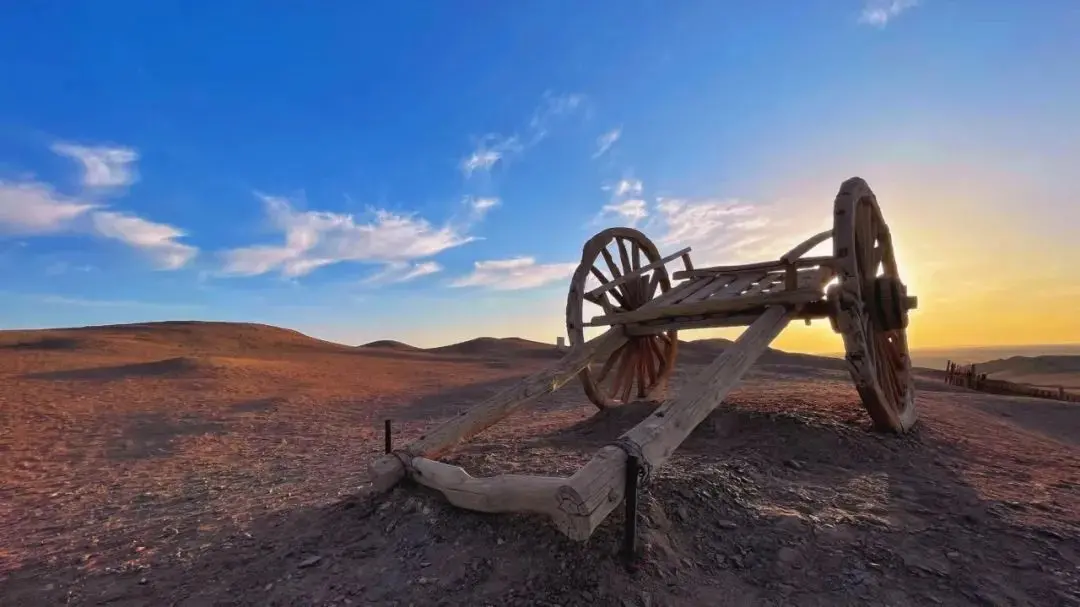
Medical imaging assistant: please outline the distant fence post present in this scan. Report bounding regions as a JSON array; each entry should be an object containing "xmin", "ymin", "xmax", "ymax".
[
  {"xmin": 556, "ymin": 336, "xmax": 567, "ymax": 351},
  {"xmin": 1060, "ymin": 386, "xmax": 1067, "ymax": 400}
]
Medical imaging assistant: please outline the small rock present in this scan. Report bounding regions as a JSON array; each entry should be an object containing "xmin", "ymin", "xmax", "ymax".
[
  {"xmin": 298, "ymin": 555, "xmax": 322, "ymax": 568},
  {"xmin": 946, "ymin": 551, "xmax": 960, "ymax": 560},
  {"xmin": 785, "ymin": 459, "xmax": 804, "ymax": 470},
  {"xmin": 43, "ymin": 583, "xmax": 54, "ymax": 591},
  {"xmin": 716, "ymin": 520, "xmax": 738, "ymax": 530},
  {"xmin": 264, "ymin": 583, "xmax": 273, "ymax": 591},
  {"xmin": 138, "ymin": 578, "xmax": 148, "ymax": 585}
]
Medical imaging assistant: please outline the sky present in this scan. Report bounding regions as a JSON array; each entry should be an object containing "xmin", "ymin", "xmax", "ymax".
[{"xmin": 0, "ymin": 1, "xmax": 1078, "ymax": 353}]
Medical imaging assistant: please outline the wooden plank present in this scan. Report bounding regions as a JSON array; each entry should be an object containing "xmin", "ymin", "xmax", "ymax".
[
  {"xmin": 555, "ymin": 306, "xmax": 792, "ymax": 540},
  {"xmin": 365, "ymin": 328, "xmax": 628, "ymax": 493},
  {"xmin": 625, "ymin": 307, "xmax": 831, "ymax": 336},
  {"xmin": 742, "ymin": 272, "xmax": 784, "ymax": 297},
  {"xmin": 588, "ymin": 287, "xmax": 821, "ymax": 326},
  {"xmin": 585, "ymin": 247, "xmax": 691, "ymax": 299},
  {"xmin": 673, "ymin": 255, "xmax": 833, "ymax": 281},
  {"xmin": 780, "ymin": 229, "xmax": 833, "ymax": 263},
  {"xmin": 677, "ymin": 274, "xmax": 734, "ymax": 304}
]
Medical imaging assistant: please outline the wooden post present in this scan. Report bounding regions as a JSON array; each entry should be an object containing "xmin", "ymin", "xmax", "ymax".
[
  {"xmin": 365, "ymin": 328, "xmax": 629, "ymax": 493},
  {"xmin": 1060, "ymin": 386, "xmax": 1066, "ymax": 400}
]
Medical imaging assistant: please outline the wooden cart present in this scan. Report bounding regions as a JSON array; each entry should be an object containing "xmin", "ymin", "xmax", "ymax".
[{"xmin": 365, "ymin": 177, "xmax": 918, "ymax": 541}]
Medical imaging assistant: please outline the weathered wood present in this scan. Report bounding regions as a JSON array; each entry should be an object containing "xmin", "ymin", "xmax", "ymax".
[
  {"xmin": 365, "ymin": 328, "xmax": 628, "ymax": 493},
  {"xmin": 624, "ymin": 307, "xmax": 831, "ymax": 336},
  {"xmin": 781, "ymin": 229, "xmax": 833, "ymax": 263},
  {"xmin": 588, "ymin": 288, "xmax": 821, "ymax": 326},
  {"xmin": 672, "ymin": 255, "xmax": 833, "ymax": 280},
  {"xmin": 585, "ymin": 247, "xmax": 691, "ymax": 299},
  {"xmin": 410, "ymin": 457, "xmax": 569, "ymax": 523},
  {"xmin": 555, "ymin": 306, "xmax": 792, "ymax": 540}
]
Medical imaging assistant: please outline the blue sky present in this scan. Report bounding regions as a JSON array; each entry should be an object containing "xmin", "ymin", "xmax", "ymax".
[{"xmin": 1, "ymin": 1, "xmax": 1078, "ymax": 349}]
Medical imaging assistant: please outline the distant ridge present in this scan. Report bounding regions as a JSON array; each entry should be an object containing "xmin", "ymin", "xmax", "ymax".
[
  {"xmin": 426, "ymin": 337, "xmax": 560, "ymax": 359},
  {"xmin": 359, "ymin": 339, "xmax": 422, "ymax": 352}
]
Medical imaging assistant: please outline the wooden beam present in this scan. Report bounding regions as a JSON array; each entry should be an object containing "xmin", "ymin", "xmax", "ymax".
[
  {"xmin": 585, "ymin": 247, "xmax": 691, "ymax": 300},
  {"xmin": 364, "ymin": 328, "xmax": 628, "ymax": 494},
  {"xmin": 780, "ymin": 229, "xmax": 833, "ymax": 264},
  {"xmin": 672, "ymin": 255, "xmax": 834, "ymax": 281},
  {"xmin": 410, "ymin": 458, "xmax": 569, "ymax": 525},
  {"xmin": 555, "ymin": 306, "xmax": 793, "ymax": 540},
  {"xmin": 624, "ymin": 308, "xmax": 830, "ymax": 336},
  {"xmin": 587, "ymin": 288, "xmax": 821, "ymax": 326}
]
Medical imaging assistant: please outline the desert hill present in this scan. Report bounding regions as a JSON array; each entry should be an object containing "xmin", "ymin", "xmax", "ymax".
[
  {"xmin": 358, "ymin": 339, "xmax": 422, "ymax": 352},
  {"xmin": 0, "ymin": 320, "xmax": 354, "ymax": 357},
  {"xmin": 974, "ymin": 354, "xmax": 1080, "ymax": 389}
]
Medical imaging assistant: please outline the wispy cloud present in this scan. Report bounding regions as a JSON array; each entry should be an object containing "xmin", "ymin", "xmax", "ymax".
[
  {"xmin": 595, "ymin": 178, "xmax": 648, "ymax": 226},
  {"xmin": 593, "ymin": 128, "xmax": 622, "ymax": 158},
  {"xmin": 364, "ymin": 260, "xmax": 443, "ymax": 285},
  {"xmin": 0, "ymin": 178, "xmax": 198, "ymax": 270},
  {"xmin": 528, "ymin": 91, "xmax": 586, "ymax": 144},
  {"xmin": 858, "ymin": 0, "xmax": 919, "ymax": 27},
  {"xmin": 0, "ymin": 181, "xmax": 97, "ymax": 234},
  {"xmin": 648, "ymin": 197, "xmax": 774, "ymax": 265},
  {"xmin": 51, "ymin": 143, "xmax": 139, "ymax": 188},
  {"xmin": 220, "ymin": 193, "xmax": 474, "ymax": 278},
  {"xmin": 466, "ymin": 196, "xmax": 500, "ymax": 218},
  {"xmin": 460, "ymin": 135, "xmax": 522, "ymax": 177},
  {"xmin": 91, "ymin": 211, "xmax": 198, "ymax": 270},
  {"xmin": 449, "ymin": 257, "xmax": 577, "ymax": 290},
  {"xmin": 600, "ymin": 199, "xmax": 648, "ymax": 226},
  {"xmin": 460, "ymin": 91, "xmax": 585, "ymax": 177}
]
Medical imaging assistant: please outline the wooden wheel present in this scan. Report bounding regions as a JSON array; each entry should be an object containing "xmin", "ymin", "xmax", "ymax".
[
  {"xmin": 566, "ymin": 228, "xmax": 678, "ymax": 410},
  {"xmin": 829, "ymin": 177, "xmax": 918, "ymax": 432}
]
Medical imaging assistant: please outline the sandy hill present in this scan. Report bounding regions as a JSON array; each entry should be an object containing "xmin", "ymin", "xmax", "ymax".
[
  {"xmin": 359, "ymin": 339, "xmax": 422, "ymax": 352},
  {"xmin": 0, "ymin": 320, "xmax": 353, "ymax": 357},
  {"xmin": 427, "ymin": 336, "xmax": 561, "ymax": 359},
  {"xmin": 974, "ymin": 354, "xmax": 1080, "ymax": 389}
]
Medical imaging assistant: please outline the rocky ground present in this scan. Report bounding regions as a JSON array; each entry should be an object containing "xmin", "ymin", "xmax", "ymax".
[{"xmin": 1, "ymin": 322, "xmax": 1078, "ymax": 606}]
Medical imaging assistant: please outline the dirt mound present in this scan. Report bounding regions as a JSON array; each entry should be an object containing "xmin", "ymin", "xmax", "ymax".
[
  {"xmin": 359, "ymin": 339, "xmax": 421, "ymax": 351},
  {"xmin": 428, "ymin": 337, "xmax": 560, "ymax": 359},
  {"xmin": 25, "ymin": 355, "xmax": 218, "ymax": 381}
]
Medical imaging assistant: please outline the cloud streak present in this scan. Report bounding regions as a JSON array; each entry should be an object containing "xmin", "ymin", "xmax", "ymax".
[
  {"xmin": 220, "ymin": 193, "xmax": 474, "ymax": 278},
  {"xmin": 91, "ymin": 211, "xmax": 199, "ymax": 270},
  {"xmin": 0, "ymin": 181, "xmax": 98, "ymax": 234},
  {"xmin": 593, "ymin": 128, "xmax": 622, "ymax": 158},
  {"xmin": 858, "ymin": 0, "xmax": 919, "ymax": 27},
  {"xmin": 449, "ymin": 257, "xmax": 577, "ymax": 290}
]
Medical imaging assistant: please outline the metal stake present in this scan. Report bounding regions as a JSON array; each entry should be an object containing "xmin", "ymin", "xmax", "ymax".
[
  {"xmin": 622, "ymin": 454, "xmax": 640, "ymax": 566},
  {"xmin": 384, "ymin": 419, "xmax": 392, "ymax": 454}
]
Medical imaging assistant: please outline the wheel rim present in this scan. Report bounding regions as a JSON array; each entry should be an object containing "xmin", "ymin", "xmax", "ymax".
[
  {"xmin": 831, "ymin": 178, "xmax": 917, "ymax": 432},
  {"xmin": 566, "ymin": 228, "xmax": 678, "ymax": 409}
]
